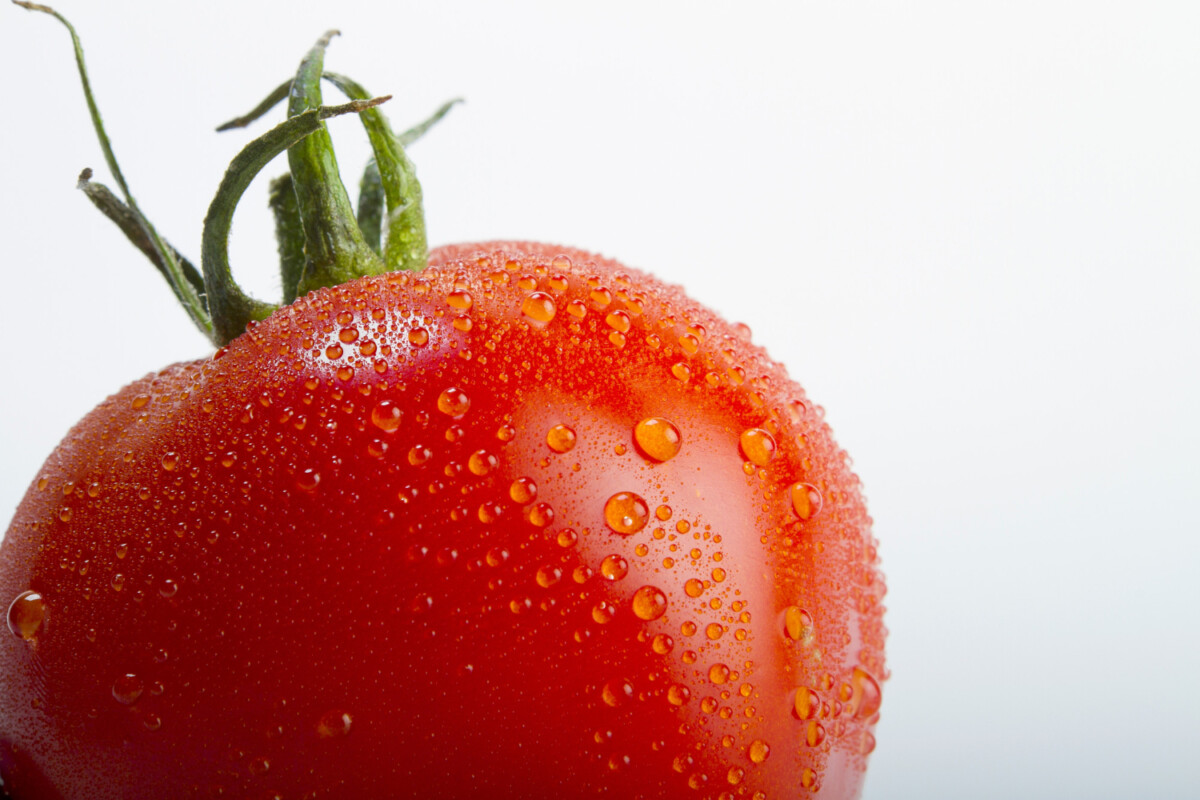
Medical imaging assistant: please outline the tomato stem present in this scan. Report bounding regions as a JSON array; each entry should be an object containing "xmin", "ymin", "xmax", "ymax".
[
  {"xmin": 268, "ymin": 173, "xmax": 308, "ymax": 304},
  {"xmin": 202, "ymin": 98, "xmax": 392, "ymax": 345},
  {"xmin": 14, "ymin": 0, "xmax": 215, "ymax": 339}
]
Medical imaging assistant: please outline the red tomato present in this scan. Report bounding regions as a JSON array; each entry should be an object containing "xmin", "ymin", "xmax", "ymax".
[{"xmin": 0, "ymin": 242, "xmax": 885, "ymax": 798}]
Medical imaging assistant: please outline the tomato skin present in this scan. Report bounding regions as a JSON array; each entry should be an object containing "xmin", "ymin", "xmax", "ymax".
[{"xmin": 0, "ymin": 243, "xmax": 885, "ymax": 799}]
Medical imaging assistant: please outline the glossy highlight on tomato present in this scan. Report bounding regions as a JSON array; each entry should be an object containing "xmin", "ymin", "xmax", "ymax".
[{"xmin": 0, "ymin": 243, "xmax": 886, "ymax": 798}]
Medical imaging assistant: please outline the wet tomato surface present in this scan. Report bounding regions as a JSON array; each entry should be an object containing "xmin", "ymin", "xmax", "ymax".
[{"xmin": 0, "ymin": 243, "xmax": 885, "ymax": 798}]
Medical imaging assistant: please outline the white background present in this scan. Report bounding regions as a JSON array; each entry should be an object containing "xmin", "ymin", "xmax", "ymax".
[{"xmin": 1, "ymin": 2, "xmax": 1197, "ymax": 797}]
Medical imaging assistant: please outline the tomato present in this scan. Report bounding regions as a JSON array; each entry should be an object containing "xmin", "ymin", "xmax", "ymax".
[
  {"xmin": 2, "ymin": 7, "xmax": 884, "ymax": 798},
  {"xmin": 0, "ymin": 242, "xmax": 885, "ymax": 798}
]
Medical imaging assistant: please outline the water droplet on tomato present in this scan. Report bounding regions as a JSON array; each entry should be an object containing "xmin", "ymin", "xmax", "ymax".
[
  {"xmin": 727, "ymin": 766, "xmax": 745, "ymax": 785},
  {"xmin": 467, "ymin": 450, "xmax": 498, "ymax": 476},
  {"xmin": 602, "ymin": 678, "xmax": 633, "ymax": 707},
  {"xmin": 295, "ymin": 469, "xmax": 321, "ymax": 492},
  {"xmin": 592, "ymin": 601, "xmax": 617, "ymax": 624},
  {"xmin": 647, "ymin": 634, "xmax": 673, "ymax": 657},
  {"xmin": 536, "ymin": 565, "xmax": 562, "ymax": 588},
  {"xmin": 849, "ymin": 666, "xmax": 882, "ymax": 719},
  {"xmin": 527, "ymin": 503, "xmax": 555, "ymax": 527},
  {"xmin": 437, "ymin": 387, "xmax": 470, "ymax": 417},
  {"xmin": 747, "ymin": 739, "xmax": 770, "ymax": 763},
  {"xmin": 605, "ymin": 310, "xmax": 631, "ymax": 333},
  {"xmin": 161, "ymin": 452, "xmax": 178, "ymax": 472},
  {"xmin": 316, "ymin": 710, "xmax": 352, "ymax": 739},
  {"xmin": 546, "ymin": 424, "xmax": 577, "ymax": 453},
  {"xmin": 806, "ymin": 720, "xmax": 827, "ymax": 747},
  {"xmin": 509, "ymin": 477, "xmax": 537, "ymax": 504},
  {"xmin": 708, "ymin": 663, "xmax": 730, "ymax": 685},
  {"xmin": 739, "ymin": 428, "xmax": 776, "ymax": 466},
  {"xmin": 604, "ymin": 492, "xmax": 649, "ymax": 535},
  {"xmin": 408, "ymin": 328, "xmax": 429, "ymax": 346},
  {"xmin": 633, "ymin": 418, "xmax": 682, "ymax": 462},
  {"xmin": 684, "ymin": 579, "xmax": 704, "ymax": 598},
  {"xmin": 521, "ymin": 292, "xmax": 557, "ymax": 325},
  {"xmin": 790, "ymin": 483, "xmax": 823, "ymax": 520},
  {"xmin": 667, "ymin": 684, "xmax": 691, "ymax": 706},
  {"xmin": 112, "ymin": 673, "xmax": 144, "ymax": 705},
  {"xmin": 7, "ymin": 591, "xmax": 46, "ymax": 640},
  {"xmin": 370, "ymin": 401, "xmax": 402, "ymax": 432},
  {"xmin": 793, "ymin": 687, "xmax": 820, "ymax": 720},
  {"xmin": 447, "ymin": 289, "xmax": 473, "ymax": 310},
  {"xmin": 600, "ymin": 555, "xmax": 629, "ymax": 581},
  {"xmin": 784, "ymin": 606, "xmax": 813, "ymax": 641}
]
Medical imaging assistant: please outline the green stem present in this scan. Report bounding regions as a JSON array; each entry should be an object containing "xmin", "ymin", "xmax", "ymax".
[
  {"xmin": 286, "ymin": 32, "xmax": 385, "ymax": 295},
  {"xmin": 76, "ymin": 169, "xmax": 208, "ymax": 307},
  {"xmin": 356, "ymin": 159, "xmax": 384, "ymax": 255},
  {"xmin": 202, "ymin": 98, "xmax": 390, "ymax": 345},
  {"xmin": 15, "ymin": 0, "xmax": 213, "ymax": 338},
  {"xmin": 268, "ymin": 173, "xmax": 307, "ymax": 304}
]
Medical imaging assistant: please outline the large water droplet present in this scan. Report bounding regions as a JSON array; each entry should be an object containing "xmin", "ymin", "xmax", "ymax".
[
  {"xmin": 739, "ymin": 428, "xmax": 777, "ymax": 466},
  {"xmin": 437, "ymin": 387, "xmax": 471, "ymax": 417},
  {"xmin": 467, "ymin": 450, "xmax": 498, "ymax": 476},
  {"xmin": 316, "ymin": 710, "xmax": 353, "ymax": 739},
  {"xmin": 793, "ymin": 687, "xmax": 820, "ymax": 720},
  {"xmin": 600, "ymin": 554, "xmax": 629, "ymax": 581},
  {"xmin": 602, "ymin": 678, "xmax": 633, "ymax": 707},
  {"xmin": 604, "ymin": 492, "xmax": 649, "ymax": 535},
  {"xmin": 521, "ymin": 292, "xmax": 557, "ymax": 325},
  {"xmin": 633, "ymin": 418, "xmax": 682, "ymax": 462},
  {"xmin": 849, "ymin": 667, "xmax": 882, "ymax": 719},
  {"xmin": 747, "ymin": 739, "xmax": 770, "ymax": 764},
  {"xmin": 370, "ymin": 401, "xmax": 403, "ymax": 432},
  {"xmin": 112, "ymin": 673, "xmax": 144, "ymax": 705},
  {"xmin": 509, "ymin": 477, "xmax": 537, "ymax": 504},
  {"xmin": 783, "ymin": 606, "xmax": 813, "ymax": 641},
  {"xmin": 667, "ymin": 684, "xmax": 691, "ymax": 706},
  {"xmin": 546, "ymin": 424, "xmax": 577, "ymax": 453},
  {"xmin": 790, "ymin": 483, "xmax": 823, "ymax": 520},
  {"xmin": 7, "ymin": 591, "xmax": 46, "ymax": 640}
]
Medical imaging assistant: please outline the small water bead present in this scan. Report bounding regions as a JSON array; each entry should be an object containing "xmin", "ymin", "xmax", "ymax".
[
  {"xmin": 790, "ymin": 483, "xmax": 823, "ymax": 520},
  {"xmin": 599, "ymin": 555, "xmax": 629, "ymax": 581},
  {"xmin": 408, "ymin": 328, "xmax": 429, "ymax": 346},
  {"xmin": 684, "ymin": 579, "xmax": 705, "ymax": 598},
  {"xmin": 536, "ymin": 565, "xmax": 562, "ymax": 588},
  {"xmin": 708, "ymin": 663, "xmax": 731, "ymax": 685},
  {"xmin": 849, "ymin": 666, "xmax": 883, "ymax": 719},
  {"xmin": 592, "ymin": 601, "xmax": 617, "ymax": 624},
  {"xmin": 806, "ymin": 720, "xmax": 826, "ymax": 747},
  {"xmin": 784, "ymin": 606, "xmax": 814, "ymax": 641},
  {"xmin": 605, "ymin": 310, "xmax": 631, "ymax": 333},
  {"xmin": 509, "ymin": 477, "xmax": 538, "ymax": 504},
  {"xmin": 521, "ymin": 292, "xmax": 557, "ymax": 325},
  {"xmin": 667, "ymin": 684, "xmax": 691, "ymax": 706},
  {"xmin": 527, "ymin": 503, "xmax": 555, "ymax": 527},
  {"xmin": 679, "ymin": 333, "xmax": 701, "ymax": 355},
  {"xmin": 437, "ymin": 387, "xmax": 471, "ymax": 417},
  {"xmin": 681, "ymin": 621, "xmax": 698, "ymax": 637},
  {"xmin": 408, "ymin": 446, "xmax": 433, "ymax": 466},
  {"xmin": 557, "ymin": 528, "xmax": 578, "ymax": 548},
  {"xmin": 633, "ymin": 418, "xmax": 682, "ymax": 462},
  {"xmin": 546, "ymin": 424, "xmax": 577, "ymax": 453},
  {"xmin": 727, "ymin": 766, "xmax": 745, "ymax": 785},
  {"xmin": 467, "ymin": 450, "xmax": 498, "ymax": 476},
  {"xmin": 370, "ymin": 401, "xmax": 403, "ymax": 432},
  {"xmin": 566, "ymin": 300, "xmax": 587, "ymax": 318},
  {"xmin": 793, "ymin": 687, "xmax": 820, "ymax": 720},
  {"xmin": 7, "ymin": 591, "xmax": 46, "ymax": 640},
  {"xmin": 651, "ymin": 633, "xmax": 674, "ymax": 654},
  {"xmin": 316, "ymin": 710, "xmax": 353, "ymax": 739},
  {"xmin": 631, "ymin": 586, "xmax": 668, "ymax": 621},
  {"xmin": 517, "ymin": 275, "xmax": 538, "ymax": 291},
  {"xmin": 706, "ymin": 623, "xmax": 724, "ymax": 641},
  {"xmin": 161, "ymin": 452, "xmax": 179, "ymax": 472},
  {"xmin": 747, "ymin": 740, "xmax": 770, "ymax": 764},
  {"xmin": 604, "ymin": 492, "xmax": 649, "ymax": 535},
  {"xmin": 112, "ymin": 673, "xmax": 144, "ymax": 705},
  {"xmin": 295, "ymin": 469, "xmax": 321, "ymax": 492},
  {"xmin": 446, "ymin": 290, "xmax": 473, "ymax": 310},
  {"xmin": 496, "ymin": 423, "xmax": 517, "ymax": 442},
  {"xmin": 602, "ymin": 679, "xmax": 633, "ymax": 707},
  {"xmin": 739, "ymin": 429, "xmax": 777, "ymax": 466},
  {"xmin": 671, "ymin": 362, "xmax": 691, "ymax": 382}
]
